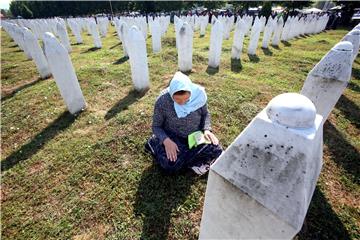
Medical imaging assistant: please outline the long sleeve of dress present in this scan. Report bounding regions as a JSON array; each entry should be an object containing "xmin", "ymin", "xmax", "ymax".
[{"xmin": 152, "ymin": 99, "xmax": 169, "ymax": 143}]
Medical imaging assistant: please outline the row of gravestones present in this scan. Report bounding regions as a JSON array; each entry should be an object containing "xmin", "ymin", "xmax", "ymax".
[
  {"xmin": 2, "ymin": 17, "xmax": 356, "ymax": 119},
  {"xmin": 114, "ymin": 16, "xmax": 170, "ymax": 56},
  {"xmin": 3, "ymin": 13, "xmax": 327, "ymax": 79},
  {"xmin": 175, "ymin": 14, "xmax": 329, "ymax": 72},
  {"xmin": 1, "ymin": 14, "xmax": 177, "ymax": 96},
  {"xmin": 198, "ymin": 24, "xmax": 360, "ymax": 239},
  {"xmin": 2, "ymin": 15, "xmax": 169, "ymax": 73},
  {"xmin": 2, "ymin": 18, "xmax": 149, "ymax": 113}
]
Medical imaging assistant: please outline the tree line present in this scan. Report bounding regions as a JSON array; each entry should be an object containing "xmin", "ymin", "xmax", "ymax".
[{"xmin": 9, "ymin": 1, "xmax": 315, "ymax": 19}]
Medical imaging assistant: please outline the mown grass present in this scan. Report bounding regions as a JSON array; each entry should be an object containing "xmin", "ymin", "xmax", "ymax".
[{"xmin": 1, "ymin": 23, "xmax": 359, "ymax": 240}]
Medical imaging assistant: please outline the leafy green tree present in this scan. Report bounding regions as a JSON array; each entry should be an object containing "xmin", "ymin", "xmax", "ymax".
[{"xmin": 260, "ymin": 1, "xmax": 272, "ymax": 17}]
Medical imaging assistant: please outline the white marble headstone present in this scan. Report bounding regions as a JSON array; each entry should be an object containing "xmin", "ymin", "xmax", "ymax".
[{"xmin": 43, "ymin": 32, "xmax": 86, "ymax": 114}]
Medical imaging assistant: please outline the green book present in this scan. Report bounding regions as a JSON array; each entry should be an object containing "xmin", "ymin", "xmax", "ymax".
[{"xmin": 188, "ymin": 131, "xmax": 211, "ymax": 149}]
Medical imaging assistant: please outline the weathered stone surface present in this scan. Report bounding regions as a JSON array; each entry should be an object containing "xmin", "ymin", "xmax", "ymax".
[
  {"xmin": 301, "ymin": 41, "xmax": 353, "ymax": 122},
  {"xmin": 177, "ymin": 22, "xmax": 193, "ymax": 72},
  {"xmin": 199, "ymin": 93, "xmax": 323, "ymax": 239},
  {"xmin": 342, "ymin": 29, "xmax": 360, "ymax": 62}
]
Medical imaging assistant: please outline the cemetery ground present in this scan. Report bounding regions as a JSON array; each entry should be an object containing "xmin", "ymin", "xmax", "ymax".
[{"xmin": 1, "ymin": 25, "xmax": 359, "ymax": 239}]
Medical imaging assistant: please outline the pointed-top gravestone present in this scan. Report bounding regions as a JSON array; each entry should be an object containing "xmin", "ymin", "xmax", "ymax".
[
  {"xmin": 177, "ymin": 22, "xmax": 193, "ymax": 72},
  {"xmin": 56, "ymin": 22, "xmax": 72, "ymax": 53},
  {"xmin": 231, "ymin": 19, "xmax": 246, "ymax": 59},
  {"xmin": 43, "ymin": 32, "xmax": 86, "ymax": 114},
  {"xmin": 151, "ymin": 18, "xmax": 162, "ymax": 53},
  {"xmin": 247, "ymin": 17, "xmax": 262, "ymax": 55},
  {"xmin": 262, "ymin": 17, "xmax": 276, "ymax": 48},
  {"xmin": 126, "ymin": 26, "xmax": 150, "ymax": 92},
  {"xmin": 89, "ymin": 20, "xmax": 102, "ymax": 48},
  {"xmin": 208, "ymin": 19, "xmax": 224, "ymax": 68},
  {"xmin": 342, "ymin": 29, "xmax": 360, "ymax": 62},
  {"xmin": 272, "ymin": 17, "xmax": 284, "ymax": 47},
  {"xmin": 199, "ymin": 93, "xmax": 323, "ymax": 239},
  {"xmin": 23, "ymin": 28, "xmax": 51, "ymax": 79}
]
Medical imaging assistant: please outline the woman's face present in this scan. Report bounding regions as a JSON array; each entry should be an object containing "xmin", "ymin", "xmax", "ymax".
[{"xmin": 173, "ymin": 92, "xmax": 191, "ymax": 105}]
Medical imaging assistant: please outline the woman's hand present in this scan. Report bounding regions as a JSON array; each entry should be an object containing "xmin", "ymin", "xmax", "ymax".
[
  {"xmin": 163, "ymin": 138, "xmax": 180, "ymax": 162},
  {"xmin": 204, "ymin": 130, "xmax": 219, "ymax": 145}
]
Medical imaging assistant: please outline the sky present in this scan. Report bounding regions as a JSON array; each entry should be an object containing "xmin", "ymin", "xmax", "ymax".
[{"xmin": 0, "ymin": 0, "xmax": 11, "ymax": 10}]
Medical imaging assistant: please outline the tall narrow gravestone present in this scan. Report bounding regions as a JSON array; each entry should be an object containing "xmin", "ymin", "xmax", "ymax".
[
  {"xmin": 56, "ymin": 22, "xmax": 72, "ymax": 52},
  {"xmin": 89, "ymin": 20, "xmax": 102, "ymax": 48},
  {"xmin": 69, "ymin": 20, "xmax": 83, "ymax": 44},
  {"xmin": 23, "ymin": 28, "xmax": 51, "ymax": 79},
  {"xmin": 126, "ymin": 26, "xmax": 150, "ymax": 91},
  {"xmin": 208, "ymin": 19, "xmax": 224, "ymax": 68},
  {"xmin": 19, "ymin": 27, "xmax": 33, "ymax": 60},
  {"xmin": 43, "ymin": 32, "xmax": 86, "ymax": 114},
  {"xmin": 272, "ymin": 17, "xmax": 284, "ymax": 47},
  {"xmin": 199, "ymin": 93, "xmax": 324, "ymax": 239},
  {"xmin": 231, "ymin": 19, "xmax": 245, "ymax": 59},
  {"xmin": 301, "ymin": 41, "xmax": 353, "ymax": 122},
  {"xmin": 119, "ymin": 21, "xmax": 129, "ymax": 57},
  {"xmin": 262, "ymin": 17, "xmax": 276, "ymax": 48},
  {"xmin": 151, "ymin": 18, "xmax": 162, "ymax": 53},
  {"xmin": 200, "ymin": 15, "xmax": 208, "ymax": 37},
  {"xmin": 177, "ymin": 22, "xmax": 193, "ymax": 72},
  {"xmin": 247, "ymin": 17, "xmax": 262, "ymax": 55}
]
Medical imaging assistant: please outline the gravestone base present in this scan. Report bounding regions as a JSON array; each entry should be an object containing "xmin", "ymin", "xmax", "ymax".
[{"xmin": 199, "ymin": 170, "xmax": 296, "ymax": 240}]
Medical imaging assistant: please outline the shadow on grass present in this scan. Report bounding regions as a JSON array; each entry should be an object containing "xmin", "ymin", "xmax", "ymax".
[
  {"xmin": 104, "ymin": 89, "xmax": 147, "ymax": 120},
  {"xmin": 113, "ymin": 56, "xmax": 129, "ymax": 65},
  {"xmin": 81, "ymin": 47, "xmax": 101, "ymax": 53},
  {"xmin": 230, "ymin": 58, "xmax": 242, "ymax": 73},
  {"xmin": 281, "ymin": 41, "xmax": 292, "ymax": 47},
  {"xmin": 1, "ymin": 76, "xmax": 51, "ymax": 101},
  {"xmin": 71, "ymin": 42, "xmax": 82, "ymax": 46},
  {"xmin": 323, "ymin": 121, "xmax": 359, "ymax": 184},
  {"xmin": 296, "ymin": 187, "xmax": 350, "ymax": 239},
  {"xmin": 134, "ymin": 164, "xmax": 197, "ymax": 240},
  {"xmin": 261, "ymin": 47, "xmax": 273, "ymax": 56},
  {"xmin": 297, "ymin": 34, "xmax": 310, "ymax": 39},
  {"xmin": 348, "ymin": 81, "xmax": 360, "ymax": 93},
  {"xmin": 206, "ymin": 66, "xmax": 219, "ymax": 75},
  {"xmin": 180, "ymin": 69, "xmax": 193, "ymax": 75},
  {"xmin": 352, "ymin": 67, "xmax": 360, "ymax": 78},
  {"xmin": 335, "ymin": 95, "xmax": 360, "ymax": 129},
  {"xmin": 1, "ymin": 111, "xmax": 79, "ymax": 172},
  {"xmin": 247, "ymin": 54, "xmax": 260, "ymax": 63},
  {"xmin": 351, "ymin": 68, "xmax": 360, "ymax": 91},
  {"xmin": 271, "ymin": 45, "xmax": 281, "ymax": 50},
  {"xmin": 110, "ymin": 42, "xmax": 121, "ymax": 49}
]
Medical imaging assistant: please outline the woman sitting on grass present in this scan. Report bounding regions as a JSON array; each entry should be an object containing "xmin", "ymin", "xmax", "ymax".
[{"xmin": 145, "ymin": 71, "xmax": 223, "ymax": 175}]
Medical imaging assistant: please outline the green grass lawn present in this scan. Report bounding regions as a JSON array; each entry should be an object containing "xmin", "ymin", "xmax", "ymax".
[{"xmin": 1, "ymin": 24, "xmax": 359, "ymax": 239}]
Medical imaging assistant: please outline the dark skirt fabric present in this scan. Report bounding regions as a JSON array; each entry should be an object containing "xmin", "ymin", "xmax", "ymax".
[{"xmin": 145, "ymin": 131, "xmax": 223, "ymax": 174}]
